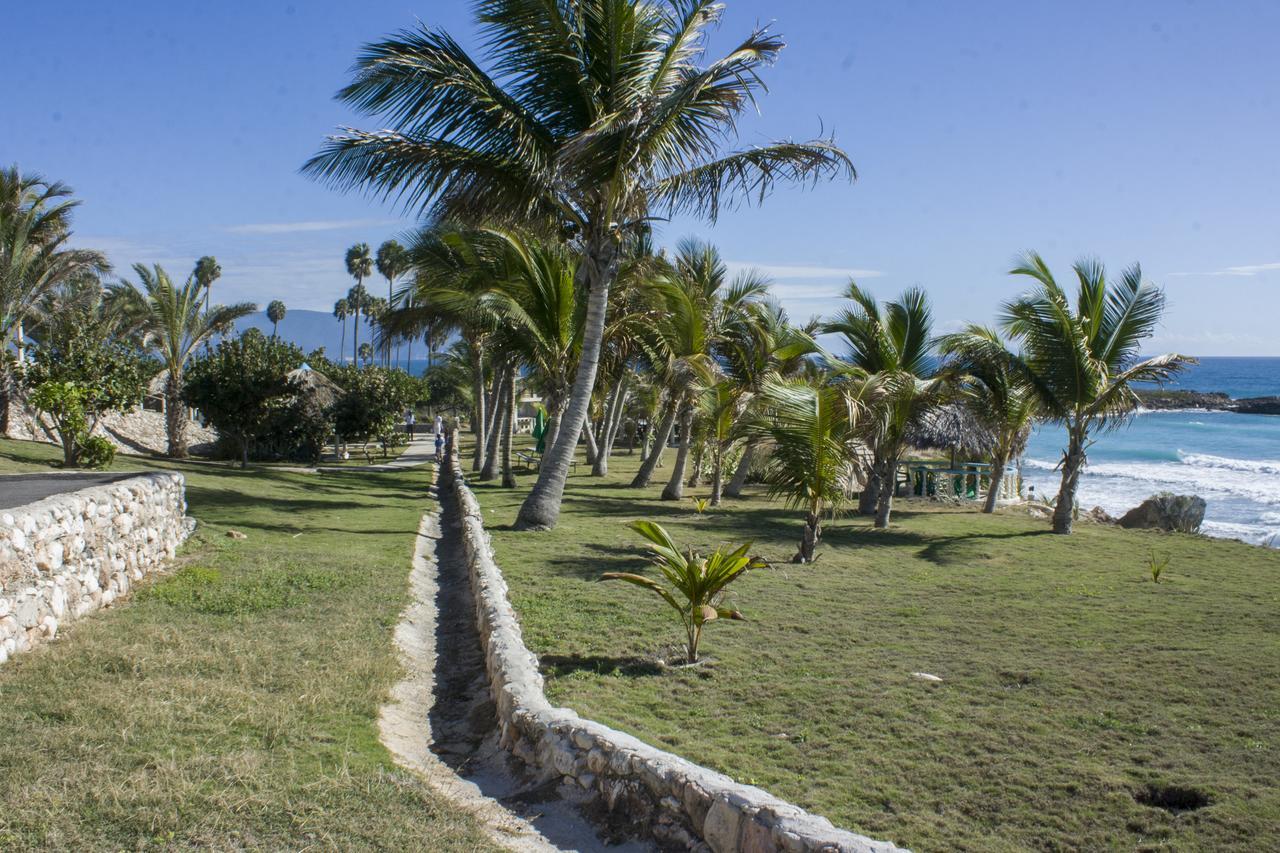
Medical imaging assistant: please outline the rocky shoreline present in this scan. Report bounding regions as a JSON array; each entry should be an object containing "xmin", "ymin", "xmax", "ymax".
[{"xmin": 1136, "ymin": 390, "xmax": 1280, "ymax": 415}]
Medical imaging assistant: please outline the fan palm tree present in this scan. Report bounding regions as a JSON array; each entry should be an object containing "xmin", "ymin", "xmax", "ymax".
[
  {"xmin": 0, "ymin": 167, "xmax": 109, "ymax": 433},
  {"xmin": 375, "ymin": 239, "xmax": 407, "ymax": 365},
  {"xmin": 939, "ymin": 325, "xmax": 1041, "ymax": 513},
  {"xmin": 824, "ymin": 284, "xmax": 943, "ymax": 528},
  {"xmin": 1000, "ymin": 252, "xmax": 1192, "ymax": 534},
  {"xmin": 304, "ymin": 1, "xmax": 855, "ymax": 530},
  {"xmin": 109, "ymin": 264, "xmax": 256, "ymax": 458},
  {"xmin": 267, "ymin": 300, "xmax": 287, "ymax": 338},
  {"xmin": 194, "ymin": 256, "xmax": 221, "ymax": 314},
  {"xmin": 333, "ymin": 297, "xmax": 350, "ymax": 356},
  {"xmin": 750, "ymin": 373, "xmax": 873, "ymax": 563},
  {"xmin": 345, "ymin": 243, "xmax": 373, "ymax": 363}
]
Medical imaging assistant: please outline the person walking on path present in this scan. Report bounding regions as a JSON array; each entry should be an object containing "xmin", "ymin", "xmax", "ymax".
[
  {"xmin": 433, "ymin": 414, "xmax": 444, "ymax": 436},
  {"xmin": 405, "ymin": 410, "xmax": 416, "ymax": 440},
  {"xmin": 434, "ymin": 431, "xmax": 444, "ymax": 463}
]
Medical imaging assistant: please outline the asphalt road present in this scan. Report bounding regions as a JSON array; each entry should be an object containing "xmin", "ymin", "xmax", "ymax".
[{"xmin": 0, "ymin": 473, "xmax": 134, "ymax": 511}]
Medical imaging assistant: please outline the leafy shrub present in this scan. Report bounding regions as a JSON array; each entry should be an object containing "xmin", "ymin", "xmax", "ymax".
[
  {"xmin": 602, "ymin": 520, "xmax": 761, "ymax": 664},
  {"xmin": 77, "ymin": 435, "xmax": 116, "ymax": 469},
  {"xmin": 1148, "ymin": 550, "xmax": 1171, "ymax": 583}
]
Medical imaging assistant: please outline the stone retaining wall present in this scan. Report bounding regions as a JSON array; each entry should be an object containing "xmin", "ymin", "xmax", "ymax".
[
  {"xmin": 0, "ymin": 473, "xmax": 195, "ymax": 665},
  {"xmin": 442, "ymin": 439, "xmax": 905, "ymax": 853}
]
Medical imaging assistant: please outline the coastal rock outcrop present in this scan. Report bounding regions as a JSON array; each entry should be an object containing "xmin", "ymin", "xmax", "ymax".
[{"xmin": 1118, "ymin": 493, "xmax": 1206, "ymax": 533}]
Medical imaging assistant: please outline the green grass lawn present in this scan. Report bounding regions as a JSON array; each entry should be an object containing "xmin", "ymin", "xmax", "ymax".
[
  {"xmin": 470, "ymin": 441, "xmax": 1280, "ymax": 852},
  {"xmin": 0, "ymin": 438, "xmax": 496, "ymax": 851}
]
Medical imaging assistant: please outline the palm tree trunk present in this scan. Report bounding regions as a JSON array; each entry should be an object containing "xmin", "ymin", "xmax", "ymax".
[
  {"xmin": 543, "ymin": 394, "xmax": 565, "ymax": 454},
  {"xmin": 469, "ymin": 339, "xmax": 486, "ymax": 471},
  {"xmin": 795, "ymin": 503, "xmax": 822, "ymax": 563},
  {"xmin": 724, "ymin": 443, "xmax": 756, "ymax": 498},
  {"xmin": 0, "ymin": 365, "xmax": 12, "ymax": 436},
  {"xmin": 340, "ymin": 317, "xmax": 347, "ymax": 361},
  {"xmin": 500, "ymin": 370, "xmax": 517, "ymax": 488},
  {"xmin": 604, "ymin": 377, "xmax": 630, "ymax": 451},
  {"xmin": 480, "ymin": 365, "xmax": 508, "ymax": 481},
  {"xmin": 592, "ymin": 377, "xmax": 627, "ymax": 476},
  {"xmin": 352, "ymin": 303, "xmax": 360, "ymax": 365},
  {"xmin": 709, "ymin": 444, "xmax": 725, "ymax": 506},
  {"xmin": 631, "ymin": 397, "xmax": 677, "ymax": 488},
  {"xmin": 1053, "ymin": 428, "xmax": 1086, "ymax": 534},
  {"xmin": 687, "ymin": 436, "xmax": 705, "ymax": 487},
  {"xmin": 874, "ymin": 454, "xmax": 898, "ymax": 529},
  {"xmin": 983, "ymin": 454, "xmax": 1007, "ymax": 514},
  {"xmin": 515, "ymin": 239, "xmax": 619, "ymax": 530},
  {"xmin": 582, "ymin": 417, "xmax": 600, "ymax": 466},
  {"xmin": 165, "ymin": 369, "xmax": 188, "ymax": 458},
  {"xmin": 859, "ymin": 452, "xmax": 882, "ymax": 515},
  {"xmin": 661, "ymin": 403, "xmax": 694, "ymax": 501}
]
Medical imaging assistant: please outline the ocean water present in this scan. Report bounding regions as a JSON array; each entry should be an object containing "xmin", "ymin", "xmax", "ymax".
[{"xmin": 1023, "ymin": 358, "xmax": 1280, "ymax": 547}]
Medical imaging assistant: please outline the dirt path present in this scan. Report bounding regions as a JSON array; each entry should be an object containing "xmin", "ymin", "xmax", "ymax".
[{"xmin": 379, "ymin": 472, "xmax": 652, "ymax": 853}]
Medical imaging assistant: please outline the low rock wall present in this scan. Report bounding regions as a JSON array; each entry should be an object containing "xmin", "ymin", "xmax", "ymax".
[
  {"xmin": 442, "ymin": 438, "xmax": 905, "ymax": 853},
  {"xmin": 0, "ymin": 472, "xmax": 194, "ymax": 665}
]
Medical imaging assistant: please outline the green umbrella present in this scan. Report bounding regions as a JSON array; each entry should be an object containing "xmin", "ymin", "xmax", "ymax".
[{"xmin": 532, "ymin": 406, "xmax": 548, "ymax": 453}]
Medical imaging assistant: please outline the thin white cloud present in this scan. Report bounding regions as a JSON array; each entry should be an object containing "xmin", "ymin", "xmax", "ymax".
[
  {"xmin": 726, "ymin": 260, "xmax": 884, "ymax": 280},
  {"xmin": 1168, "ymin": 261, "xmax": 1280, "ymax": 278},
  {"xmin": 225, "ymin": 218, "xmax": 401, "ymax": 235}
]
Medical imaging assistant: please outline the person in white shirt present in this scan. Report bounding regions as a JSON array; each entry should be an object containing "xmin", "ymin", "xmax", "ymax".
[
  {"xmin": 433, "ymin": 414, "xmax": 444, "ymax": 436},
  {"xmin": 404, "ymin": 410, "xmax": 415, "ymax": 439}
]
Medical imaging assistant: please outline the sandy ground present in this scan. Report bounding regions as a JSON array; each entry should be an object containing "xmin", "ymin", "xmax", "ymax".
[{"xmin": 379, "ymin": 470, "xmax": 653, "ymax": 853}]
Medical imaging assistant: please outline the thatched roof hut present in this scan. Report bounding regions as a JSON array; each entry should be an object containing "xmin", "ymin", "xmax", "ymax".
[
  {"xmin": 905, "ymin": 404, "xmax": 996, "ymax": 460},
  {"xmin": 287, "ymin": 363, "xmax": 343, "ymax": 408}
]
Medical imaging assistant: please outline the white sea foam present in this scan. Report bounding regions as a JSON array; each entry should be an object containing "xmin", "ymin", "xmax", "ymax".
[
  {"xmin": 1020, "ymin": 450, "xmax": 1280, "ymax": 547},
  {"xmin": 1177, "ymin": 451, "xmax": 1280, "ymax": 476}
]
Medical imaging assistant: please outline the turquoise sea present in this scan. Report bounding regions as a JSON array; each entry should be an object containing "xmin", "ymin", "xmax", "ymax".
[{"xmin": 1023, "ymin": 357, "xmax": 1280, "ymax": 547}]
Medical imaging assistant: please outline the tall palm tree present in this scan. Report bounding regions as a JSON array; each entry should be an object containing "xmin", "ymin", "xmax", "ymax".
[
  {"xmin": 304, "ymin": 1, "xmax": 854, "ymax": 530},
  {"xmin": 0, "ymin": 167, "xmax": 109, "ymax": 433},
  {"xmin": 824, "ymin": 284, "xmax": 943, "ymax": 528},
  {"xmin": 194, "ymin": 256, "xmax": 221, "ymax": 314},
  {"xmin": 1000, "ymin": 252, "xmax": 1192, "ymax": 534},
  {"xmin": 750, "ymin": 373, "xmax": 873, "ymax": 563},
  {"xmin": 267, "ymin": 300, "xmax": 287, "ymax": 338},
  {"xmin": 333, "ymin": 297, "xmax": 350, "ymax": 356},
  {"xmin": 345, "ymin": 243, "xmax": 373, "ymax": 363},
  {"xmin": 376, "ymin": 239, "xmax": 407, "ymax": 366},
  {"xmin": 109, "ymin": 264, "xmax": 256, "ymax": 458},
  {"xmin": 939, "ymin": 325, "xmax": 1041, "ymax": 513}
]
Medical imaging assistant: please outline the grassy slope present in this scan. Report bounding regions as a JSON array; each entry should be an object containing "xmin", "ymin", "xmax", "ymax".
[
  {"xmin": 471, "ymin": 442, "xmax": 1280, "ymax": 852},
  {"xmin": 0, "ymin": 438, "xmax": 496, "ymax": 851}
]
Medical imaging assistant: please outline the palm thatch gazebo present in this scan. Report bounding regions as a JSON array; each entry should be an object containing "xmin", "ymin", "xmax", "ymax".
[
  {"xmin": 287, "ymin": 363, "xmax": 343, "ymax": 408},
  {"xmin": 905, "ymin": 404, "xmax": 996, "ymax": 467}
]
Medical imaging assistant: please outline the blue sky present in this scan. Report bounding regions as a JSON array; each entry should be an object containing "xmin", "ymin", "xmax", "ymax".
[{"xmin": 6, "ymin": 0, "xmax": 1279, "ymax": 354}]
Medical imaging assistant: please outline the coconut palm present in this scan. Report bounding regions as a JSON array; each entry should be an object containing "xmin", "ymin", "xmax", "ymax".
[
  {"xmin": 304, "ymin": 1, "xmax": 854, "ymax": 530},
  {"xmin": 824, "ymin": 284, "xmax": 944, "ymax": 528},
  {"xmin": 267, "ymin": 300, "xmax": 287, "ymax": 338},
  {"xmin": 939, "ymin": 325, "xmax": 1041, "ymax": 513},
  {"xmin": 345, "ymin": 243, "xmax": 373, "ymax": 363},
  {"xmin": 109, "ymin": 264, "xmax": 256, "ymax": 458},
  {"xmin": 750, "ymin": 373, "xmax": 873, "ymax": 563},
  {"xmin": 1000, "ymin": 252, "xmax": 1192, "ymax": 534},
  {"xmin": 0, "ymin": 167, "xmax": 109, "ymax": 433},
  {"xmin": 194, "ymin": 256, "xmax": 221, "ymax": 314},
  {"xmin": 376, "ymin": 239, "xmax": 407, "ymax": 365},
  {"xmin": 333, "ymin": 297, "xmax": 350, "ymax": 356}
]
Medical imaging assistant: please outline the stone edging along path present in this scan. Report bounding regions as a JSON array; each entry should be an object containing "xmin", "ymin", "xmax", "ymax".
[
  {"xmin": 442, "ymin": 439, "xmax": 906, "ymax": 853},
  {"xmin": 0, "ymin": 472, "xmax": 194, "ymax": 666}
]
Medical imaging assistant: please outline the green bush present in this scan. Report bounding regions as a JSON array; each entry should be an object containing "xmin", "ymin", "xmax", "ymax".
[{"xmin": 77, "ymin": 435, "xmax": 116, "ymax": 469}]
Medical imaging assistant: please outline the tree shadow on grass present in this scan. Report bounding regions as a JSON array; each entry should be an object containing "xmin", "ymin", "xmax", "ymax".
[{"xmin": 539, "ymin": 653, "xmax": 663, "ymax": 679}]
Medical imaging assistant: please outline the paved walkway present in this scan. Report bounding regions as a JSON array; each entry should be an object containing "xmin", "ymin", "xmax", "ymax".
[
  {"xmin": 0, "ymin": 472, "xmax": 135, "ymax": 511},
  {"xmin": 318, "ymin": 436, "xmax": 441, "ymax": 473}
]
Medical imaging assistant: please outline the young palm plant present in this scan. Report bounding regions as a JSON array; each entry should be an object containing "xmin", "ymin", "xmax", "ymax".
[
  {"xmin": 939, "ymin": 325, "xmax": 1041, "ymax": 512},
  {"xmin": 305, "ymin": 0, "xmax": 854, "ymax": 530},
  {"xmin": 824, "ymin": 284, "xmax": 944, "ymax": 528},
  {"xmin": 603, "ymin": 520, "xmax": 759, "ymax": 665},
  {"xmin": 751, "ymin": 373, "xmax": 873, "ymax": 563},
  {"xmin": 1000, "ymin": 252, "xmax": 1192, "ymax": 534},
  {"xmin": 109, "ymin": 264, "xmax": 256, "ymax": 458}
]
